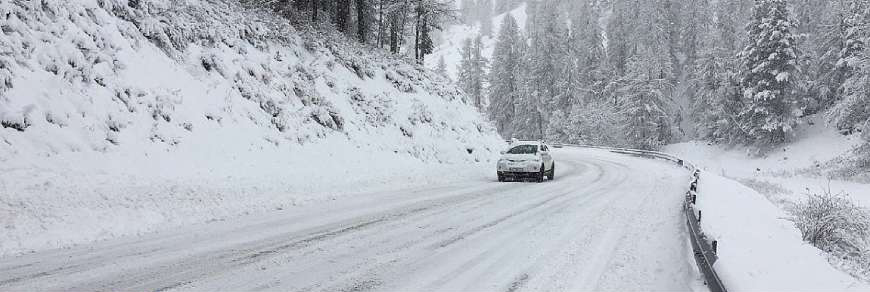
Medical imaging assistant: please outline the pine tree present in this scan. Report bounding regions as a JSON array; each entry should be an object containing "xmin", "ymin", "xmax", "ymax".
[
  {"xmin": 479, "ymin": 0, "xmax": 493, "ymax": 37},
  {"xmin": 487, "ymin": 14, "xmax": 524, "ymax": 138},
  {"xmin": 791, "ymin": 0, "xmax": 850, "ymax": 115},
  {"xmin": 691, "ymin": 0, "xmax": 748, "ymax": 143},
  {"xmin": 693, "ymin": 48, "xmax": 744, "ymax": 143},
  {"xmin": 470, "ymin": 36, "xmax": 488, "ymax": 108},
  {"xmin": 436, "ymin": 55, "xmax": 449, "ymax": 77},
  {"xmin": 460, "ymin": 0, "xmax": 473, "ymax": 24},
  {"xmin": 738, "ymin": 0, "xmax": 800, "ymax": 146},
  {"xmin": 526, "ymin": 0, "xmax": 566, "ymax": 138},
  {"xmin": 336, "ymin": 0, "xmax": 352, "ymax": 33},
  {"xmin": 829, "ymin": 0, "xmax": 870, "ymax": 134},
  {"xmin": 564, "ymin": 0, "xmax": 608, "ymax": 108},
  {"xmin": 458, "ymin": 36, "xmax": 487, "ymax": 109},
  {"xmin": 458, "ymin": 37, "xmax": 475, "ymax": 100},
  {"xmin": 357, "ymin": 0, "xmax": 370, "ymax": 43},
  {"xmin": 606, "ymin": 0, "xmax": 638, "ymax": 76},
  {"xmin": 616, "ymin": 48, "xmax": 674, "ymax": 150}
]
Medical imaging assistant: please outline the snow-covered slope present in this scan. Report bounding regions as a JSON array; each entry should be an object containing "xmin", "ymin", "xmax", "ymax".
[
  {"xmin": 666, "ymin": 118, "xmax": 870, "ymax": 284},
  {"xmin": 695, "ymin": 173, "xmax": 868, "ymax": 291},
  {"xmin": 666, "ymin": 119, "xmax": 867, "ymax": 207},
  {"xmin": 426, "ymin": 3, "xmax": 528, "ymax": 81},
  {"xmin": 0, "ymin": 0, "xmax": 504, "ymax": 255}
]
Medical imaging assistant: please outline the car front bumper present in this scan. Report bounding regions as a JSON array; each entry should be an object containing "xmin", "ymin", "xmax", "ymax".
[
  {"xmin": 497, "ymin": 171, "xmax": 542, "ymax": 178},
  {"xmin": 497, "ymin": 161, "xmax": 541, "ymax": 173}
]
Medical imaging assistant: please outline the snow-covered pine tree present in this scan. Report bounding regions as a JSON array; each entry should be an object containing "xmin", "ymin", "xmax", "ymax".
[
  {"xmin": 692, "ymin": 0, "xmax": 747, "ymax": 143},
  {"xmin": 738, "ymin": 0, "xmax": 800, "ymax": 146},
  {"xmin": 679, "ymin": 0, "xmax": 713, "ymax": 75},
  {"xmin": 511, "ymin": 54, "xmax": 543, "ymax": 140},
  {"xmin": 470, "ymin": 36, "xmax": 488, "ymax": 108},
  {"xmin": 487, "ymin": 14, "xmax": 524, "ymax": 138},
  {"xmin": 527, "ymin": 0, "xmax": 567, "ymax": 138},
  {"xmin": 693, "ymin": 44, "xmax": 744, "ymax": 143},
  {"xmin": 457, "ymin": 36, "xmax": 487, "ymax": 109},
  {"xmin": 460, "ymin": 0, "xmax": 473, "ymax": 24},
  {"xmin": 436, "ymin": 55, "xmax": 449, "ymax": 77},
  {"xmin": 792, "ymin": 0, "xmax": 849, "ymax": 115},
  {"xmin": 525, "ymin": 0, "xmax": 538, "ymax": 37},
  {"xmin": 479, "ymin": 0, "xmax": 494, "ymax": 37},
  {"xmin": 547, "ymin": 0, "xmax": 608, "ymax": 142},
  {"xmin": 606, "ymin": 0, "xmax": 638, "ymax": 76},
  {"xmin": 611, "ymin": 0, "xmax": 675, "ymax": 150},
  {"xmin": 617, "ymin": 73, "xmax": 673, "ymax": 149},
  {"xmin": 567, "ymin": 99, "xmax": 624, "ymax": 146},
  {"xmin": 458, "ymin": 37, "xmax": 475, "ymax": 102},
  {"xmin": 829, "ymin": 0, "xmax": 870, "ymax": 134}
]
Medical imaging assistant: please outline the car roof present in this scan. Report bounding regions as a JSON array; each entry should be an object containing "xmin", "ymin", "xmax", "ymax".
[{"xmin": 512, "ymin": 140, "xmax": 545, "ymax": 146}]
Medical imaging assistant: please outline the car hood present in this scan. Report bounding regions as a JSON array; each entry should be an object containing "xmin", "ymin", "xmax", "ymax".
[{"xmin": 500, "ymin": 154, "xmax": 539, "ymax": 161}]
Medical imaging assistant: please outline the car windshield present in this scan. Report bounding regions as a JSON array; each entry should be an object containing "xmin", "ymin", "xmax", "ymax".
[{"xmin": 507, "ymin": 145, "xmax": 538, "ymax": 154}]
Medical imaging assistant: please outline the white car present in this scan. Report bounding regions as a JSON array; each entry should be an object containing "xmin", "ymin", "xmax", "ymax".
[{"xmin": 497, "ymin": 141, "xmax": 555, "ymax": 182}]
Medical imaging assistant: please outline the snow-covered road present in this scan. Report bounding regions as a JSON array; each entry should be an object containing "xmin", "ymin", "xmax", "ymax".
[{"xmin": 0, "ymin": 148, "xmax": 699, "ymax": 292}]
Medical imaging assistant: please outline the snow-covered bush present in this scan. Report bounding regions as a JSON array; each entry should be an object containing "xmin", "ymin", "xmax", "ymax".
[
  {"xmin": 862, "ymin": 120, "xmax": 870, "ymax": 142},
  {"xmin": 810, "ymin": 143, "xmax": 870, "ymax": 183},
  {"xmin": 788, "ymin": 189, "xmax": 870, "ymax": 268}
]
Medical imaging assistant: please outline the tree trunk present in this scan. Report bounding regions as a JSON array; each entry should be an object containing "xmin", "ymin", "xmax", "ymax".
[
  {"xmin": 399, "ymin": 0, "xmax": 409, "ymax": 52},
  {"xmin": 311, "ymin": 0, "xmax": 318, "ymax": 22},
  {"xmin": 414, "ymin": 1, "xmax": 422, "ymax": 62},
  {"xmin": 389, "ymin": 11, "xmax": 400, "ymax": 53},
  {"xmin": 377, "ymin": 0, "xmax": 384, "ymax": 48},
  {"xmin": 357, "ymin": 0, "xmax": 368, "ymax": 43},
  {"xmin": 336, "ymin": 0, "xmax": 351, "ymax": 33}
]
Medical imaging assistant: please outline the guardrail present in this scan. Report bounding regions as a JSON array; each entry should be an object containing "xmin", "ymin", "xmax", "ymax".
[{"xmin": 557, "ymin": 144, "xmax": 727, "ymax": 292}]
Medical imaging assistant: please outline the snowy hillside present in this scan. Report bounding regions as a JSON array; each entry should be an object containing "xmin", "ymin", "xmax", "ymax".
[
  {"xmin": 0, "ymin": 0, "xmax": 504, "ymax": 255},
  {"xmin": 426, "ymin": 3, "xmax": 527, "ymax": 81},
  {"xmin": 666, "ymin": 119, "xmax": 867, "ymax": 207},
  {"xmin": 666, "ymin": 118, "xmax": 870, "ymax": 282}
]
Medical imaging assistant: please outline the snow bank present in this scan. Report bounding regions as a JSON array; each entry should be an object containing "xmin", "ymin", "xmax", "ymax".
[
  {"xmin": 0, "ymin": 0, "xmax": 504, "ymax": 256},
  {"xmin": 667, "ymin": 120, "xmax": 863, "ymax": 178},
  {"xmin": 696, "ymin": 173, "xmax": 869, "ymax": 291},
  {"xmin": 665, "ymin": 120, "xmax": 870, "ymax": 208}
]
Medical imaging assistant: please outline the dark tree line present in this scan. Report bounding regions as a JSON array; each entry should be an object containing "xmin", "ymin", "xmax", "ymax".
[{"xmin": 249, "ymin": 0, "xmax": 457, "ymax": 64}]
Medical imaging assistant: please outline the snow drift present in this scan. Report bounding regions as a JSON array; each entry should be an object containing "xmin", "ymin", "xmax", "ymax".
[
  {"xmin": 0, "ymin": 0, "xmax": 503, "ymax": 255},
  {"xmin": 694, "ymin": 173, "xmax": 868, "ymax": 291}
]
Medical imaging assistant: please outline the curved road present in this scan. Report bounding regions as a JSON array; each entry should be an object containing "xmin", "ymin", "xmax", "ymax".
[{"xmin": 0, "ymin": 148, "xmax": 699, "ymax": 291}]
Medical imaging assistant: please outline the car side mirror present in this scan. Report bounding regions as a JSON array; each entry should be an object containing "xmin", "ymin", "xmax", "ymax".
[{"xmin": 500, "ymin": 150, "xmax": 506, "ymax": 155}]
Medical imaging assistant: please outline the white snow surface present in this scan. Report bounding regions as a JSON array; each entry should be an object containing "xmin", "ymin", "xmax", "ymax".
[
  {"xmin": 667, "ymin": 120, "xmax": 870, "ymax": 289},
  {"xmin": 666, "ymin": 120, "xmax": 869, "ymax": 207},
  {"xmin": 696, "ymin": 173, "xmax": 869, "ymax": 291},
  {"xmin": 0, "ymin": 0, "xmax": 504, "ymax": 256},
  {"xmin": 0, "ymin": 148, "xmax": 702, "ymax": 292}
]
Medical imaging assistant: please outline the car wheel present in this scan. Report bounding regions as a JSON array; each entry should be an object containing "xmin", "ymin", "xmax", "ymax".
[
  {"xmin": 498, "ymin": 174, "xmax": 505, "ymax": 182},
  {"xmin": 548, "ymin": 163, "xmax": 555, "ymax": 181},
  {"xmin": 537, "ymin": 165, "xmax": 545, "ymax": 183}
]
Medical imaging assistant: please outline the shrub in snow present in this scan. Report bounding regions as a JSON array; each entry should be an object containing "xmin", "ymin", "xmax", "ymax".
[
  {"xmin": 810, "ymin": 143, "xmax": 870, "ymax": 183},
  {"xmin": 788, "ymin": 189, "xmax": 870, "ymax": 259},
  {"xmin": 349, "ymin": 89, "xmax": 394, "ymax": 127},
  {"xmin": 862, "ymin": 120, "xmax": 870, "ymax": 142},
  {"xmin": 0, "ymin": 105, "xmax": 33, "ymax": 132},
  {"xmin": 0, "ymin": 59, "xmax": 13, "ymax": 94}
]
